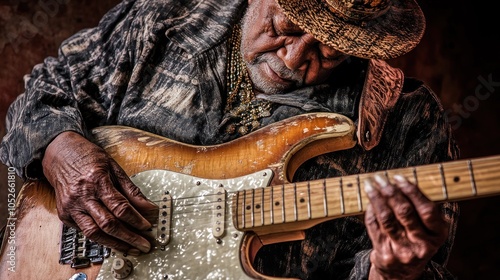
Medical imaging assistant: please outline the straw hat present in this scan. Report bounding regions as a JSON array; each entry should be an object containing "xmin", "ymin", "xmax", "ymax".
[{"xmin": 276, "ymin": 0, "xmax": 426, "ymax": 59}]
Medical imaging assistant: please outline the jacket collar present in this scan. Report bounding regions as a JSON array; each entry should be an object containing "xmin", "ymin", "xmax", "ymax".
[{"xmin": 357, "ymin": 59, "xmax": 404, "ymax": 150}]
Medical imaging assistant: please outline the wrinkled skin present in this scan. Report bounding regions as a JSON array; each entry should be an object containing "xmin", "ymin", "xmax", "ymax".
[
  {"xmin": 42, "ymin": 131, "xmax": 158, "ymax": 254},
  {"xmin": 242, "ymin": 0, "xmax": 349, "ymax": 95},
  {"xmin": 364, "ymin": 175, "xmax": 450, "ymax": 279},
  {"xmin": 41, "ymin": 0, "xmax": 451, "ymax": 277},
  {"xmin": 244, "ymin": 1, "xmax": 451, "ymax": 278}
]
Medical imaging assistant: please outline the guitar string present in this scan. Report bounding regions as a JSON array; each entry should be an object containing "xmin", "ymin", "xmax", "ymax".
[
  {"xmin": 131, "ymin": 159, "xmax": 500, "ymax": 226},
  {"xmin": 142, "ymin": 174, "xmax": 500, "ymax": 219},
  {"xmin": 85, "ymin": 161, "xmax": 500, "ymax": 235},
  {"xmin": 142, "ymin": 159, "xmax": 500, "ymax": 206}
]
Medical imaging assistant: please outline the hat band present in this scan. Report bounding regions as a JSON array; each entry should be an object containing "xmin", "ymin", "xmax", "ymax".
[{"xmin": 325, "ymin": 0, "xmax": 391, "ymax": 22}]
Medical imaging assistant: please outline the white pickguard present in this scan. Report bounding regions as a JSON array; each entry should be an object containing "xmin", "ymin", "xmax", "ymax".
[{"xmin": 96, "ymin": 169, "xmax": 273, "ymax": 280}]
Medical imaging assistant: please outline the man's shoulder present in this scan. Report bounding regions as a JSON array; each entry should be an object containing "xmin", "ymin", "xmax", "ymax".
[{"xmin": 400, "ymin": 76, "xmax": 446, "ymax": 111}]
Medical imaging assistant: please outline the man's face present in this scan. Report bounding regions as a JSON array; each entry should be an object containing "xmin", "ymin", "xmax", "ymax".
[{"xmin": 241, "ymin": 0, "xmax": 349, "ymax": 95}]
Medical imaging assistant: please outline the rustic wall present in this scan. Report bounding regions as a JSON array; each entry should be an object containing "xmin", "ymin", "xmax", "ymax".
[{"xmin": 0, "ymin": 0, "xmax": 499, "ymax": 278}]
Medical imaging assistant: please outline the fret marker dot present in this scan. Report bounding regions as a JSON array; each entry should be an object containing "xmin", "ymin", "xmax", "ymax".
[{"xmin": 453, "ymin": 176, "xmax": 460, "ymax": 183}]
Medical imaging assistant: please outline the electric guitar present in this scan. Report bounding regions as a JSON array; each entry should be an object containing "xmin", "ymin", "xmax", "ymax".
[{"xmin": 1, "ymin": 112, "xmax": 499, "ymax": 280}]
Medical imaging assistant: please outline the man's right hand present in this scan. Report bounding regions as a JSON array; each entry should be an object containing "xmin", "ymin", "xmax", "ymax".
[{"xmin": 42, "ymin": 131, "xmax": 158, "ymax": 254}]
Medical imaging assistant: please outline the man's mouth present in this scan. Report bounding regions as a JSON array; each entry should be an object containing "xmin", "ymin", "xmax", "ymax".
[{"xmin": 263, "ymin": 62, "xmax": 295, "ymax": 86}]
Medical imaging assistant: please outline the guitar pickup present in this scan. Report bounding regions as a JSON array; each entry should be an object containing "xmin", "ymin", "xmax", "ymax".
[
  {"xmin": 157, "ymin": 192, "xmax": 173, "ymax": 246},
  {"xmin": 212, "ymin": 184, "xmax": 226, "ymax": 239}
]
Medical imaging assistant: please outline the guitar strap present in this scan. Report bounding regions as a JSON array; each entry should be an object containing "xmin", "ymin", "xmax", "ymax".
[{"xmin": 357, "ymin": 59, "xmax": 404, "ymax": 150}]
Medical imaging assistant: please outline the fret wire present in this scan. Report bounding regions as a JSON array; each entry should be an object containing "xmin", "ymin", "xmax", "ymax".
[
  {"xmin": 307, "ymin": 181, "xmax": 312, "ymax": 219},
  {"xmin": 233, "ymin": 156, "xmax": 500, "ymax": 229},
  {"xmin": 439, "ymin": 163, "xmax": 448, "ymax": 200},
  {"xmin": 236, "ymin": 191, "xmax": 241, "ymax": 228},
  {"xmin": 260, "ymin": 187, "xmax": 265, "ymax": 226},
  {"xmin": 281, "ymin": 184, "xmax": 285, "ymax": 223},
  {"xmin": 468, "ymin": 159, "xmax": 477, "ymax": 196},
  {"xmin": 340, "ymin": 177, "xmax": 345, "ymax": 214},
  {"xmin": 251, "ymin": 188, "xmax": 255, "ymax": 227},
  {"xmin": 242, "ymin": 190, "xmax": 246, "ymax": 229},
  {"xmin": 413, "ymin": 167, "xmax": 418, "ymax": 186},
  {"xmin": 293, "ymin": 183, "xmax": 298, "ymax": 221},
  {"xmin": 323, "ymin": 179, "xmax": 328, "ymax": 217},
  {"xmin": 356, "ymin": 174, "xmax": 362, "ymax": 212},
  {"xmin": 270, "ymin": 185, "xmax": 275, "ymax": 225}
]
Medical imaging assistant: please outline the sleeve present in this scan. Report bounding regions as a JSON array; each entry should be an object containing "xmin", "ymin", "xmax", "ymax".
[
  {"xmin": 0, "ymin": 0, "xmax": 145, "ymax": 179},
  {"xmin": 350, "ymin": 79, "xmax": 461, "ymax": 279},
  {"xmin": 299, "ymin": 78, "xmax": 460, "ymax": 279},
  {"xmin": 392, "ymin": 80, "xmax": 461, "ymax": 276},
  {"xmin": 390, "ymin": 81, "xmax": 460, "ymax": 168},
  {"xmin": 252, "ymin": 81, "xmax": 461, "ymax": 279}
]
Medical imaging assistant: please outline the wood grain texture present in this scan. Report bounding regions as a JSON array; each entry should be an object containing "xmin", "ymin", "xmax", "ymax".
[
  {"xmin": 92, "ymin": 113, "xmax": 356, "ymax": 185},
  {"xmin": 0, "ymin": 181, "xmax": 101, "ymax": 280},
  {"xmin": 2, "ymin": 113, "xmax": 500, "ymax": 279},
  {"xmin": 0, "ymin": 112, "xmax": 356, "ymax": 280}
]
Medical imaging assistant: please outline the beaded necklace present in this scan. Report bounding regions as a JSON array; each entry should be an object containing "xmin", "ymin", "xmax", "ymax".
[{"xmin": 224, "ymin": 24, "xmax": 272, "ymax": 136}]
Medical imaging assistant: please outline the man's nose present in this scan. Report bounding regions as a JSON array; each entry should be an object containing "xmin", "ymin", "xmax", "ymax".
[{"xmin": 277, "ymin": 34, "xmax": 317, "ymax": 71}]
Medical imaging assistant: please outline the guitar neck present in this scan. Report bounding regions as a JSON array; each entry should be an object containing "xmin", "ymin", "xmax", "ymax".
[{"xmin": 234, "ymin": 155, "xmax": 500, "ymax": 231}]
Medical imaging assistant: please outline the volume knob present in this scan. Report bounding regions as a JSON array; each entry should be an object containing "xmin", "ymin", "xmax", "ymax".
[{"xmin": 111, "ymin": 257, "xmax": 133, "ymax": 279}]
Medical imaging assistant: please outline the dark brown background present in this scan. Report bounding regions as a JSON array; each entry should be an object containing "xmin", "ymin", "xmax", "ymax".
[{"xmin": 0, "ymin": 0, "xmax": 499, "ymax": 279}]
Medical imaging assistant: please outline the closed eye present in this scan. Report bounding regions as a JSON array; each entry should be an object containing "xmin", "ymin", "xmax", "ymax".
[{"xmin": 321, "ymin": 54, "xmax": 348, "ymax": 62}]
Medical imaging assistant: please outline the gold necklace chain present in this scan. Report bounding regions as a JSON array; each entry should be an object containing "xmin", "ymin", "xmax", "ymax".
[{"xmin": 225, "ymin": 24, "xmax": 272, "ymax": 135}]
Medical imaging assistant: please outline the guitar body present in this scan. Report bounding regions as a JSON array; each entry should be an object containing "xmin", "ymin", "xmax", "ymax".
[
  {"xmin": 0, "ymin": 180, "xmax": 103, "ymax": 280},
  {"xmin": 0, "ymin": 113, "xmax": 356, "ymax": 280}
]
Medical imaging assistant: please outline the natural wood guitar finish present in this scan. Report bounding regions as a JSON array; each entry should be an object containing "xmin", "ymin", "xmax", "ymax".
[
  {"xmin": 1, "ymin": 112, "xmax": 500, "ymax": 280},
  {"xmin": 0, "ymin": 113, "xmax": 356, "ymax": 280}
]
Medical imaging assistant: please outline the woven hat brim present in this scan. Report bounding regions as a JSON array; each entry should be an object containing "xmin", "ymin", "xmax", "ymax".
[{"xmin": 276, "ymin": 0, "xmax": 426, "ymax": 60}]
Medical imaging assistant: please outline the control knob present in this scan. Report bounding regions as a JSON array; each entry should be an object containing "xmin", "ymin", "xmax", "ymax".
[{"xmin": 111, "ymin": 257, "xmax": 133, "ymax": 279}]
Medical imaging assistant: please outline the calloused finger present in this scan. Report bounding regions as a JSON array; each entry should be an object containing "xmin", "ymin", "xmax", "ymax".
[
  {"xmin": 84, "ymin": 199, "xmax": 151, "ymax": 253},
  {"xmin": 365, "ymin": 177, "xmax": 402, "ymax": 238},
  {"xmin": 374, "ymin": 175, "xmax": 422, "ymax": 235},
  {"xmin": 393, "ymin": 175, "xmax": 445, "ymax": 232},
  {"xmin": 364, "ymin": 203, "xmax": 384, "ymax": 246},
  {"xmin": 73, "ymin": 209, "xmax": 132, "ymax": 253},
  {"xmin": 110, "ymin": 160, "xmax": 158, "ymax": 224},
  {"xmin": 56, "ymin": 204, "xmax": 79, "ymax": 229},
  {"xmin": 97, "ymin": 173, "xmax": 153, "ymax": 231}
]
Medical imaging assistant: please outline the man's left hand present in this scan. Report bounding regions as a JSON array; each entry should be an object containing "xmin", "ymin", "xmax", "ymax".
[{"xmin": 364, "ymin": 174, "xmax": 450, "ymax": 280}]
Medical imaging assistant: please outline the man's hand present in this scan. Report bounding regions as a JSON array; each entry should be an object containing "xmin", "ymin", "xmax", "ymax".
[
  {"xmin": 42, "ymin": 131, "xmax": 158, "ymax": 254},
  {"xmin": 364, "ymin": 174, "xmax": 450, "ymax": 280}
]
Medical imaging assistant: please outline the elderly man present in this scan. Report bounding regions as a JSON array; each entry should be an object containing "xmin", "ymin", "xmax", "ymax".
[{"xmin": 1, "ymin": 0, "xmax": 459, "ymax": 279}]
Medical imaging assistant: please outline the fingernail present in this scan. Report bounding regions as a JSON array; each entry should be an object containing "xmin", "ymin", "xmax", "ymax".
[
  {"xmin": 393, "ymin": 175, "xmax": 410, "ymax": 188},
  {"xmin": 141, "ymin": 221, "xmax": 153, "ymax": 231},
  {"xmin": 374, "ymin": 174, "xmax": 388, "ymax": 188},
  {"xmin": 138, "ymin": 242, "xmax": 151, "ymax": 253},
  {"xmin": 364, "ymin": 179, "xmax": 374, "ymax": 193},
  {"xmin": 393, "ymin": 174, "xmax": 406, "ymax": 183}
]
